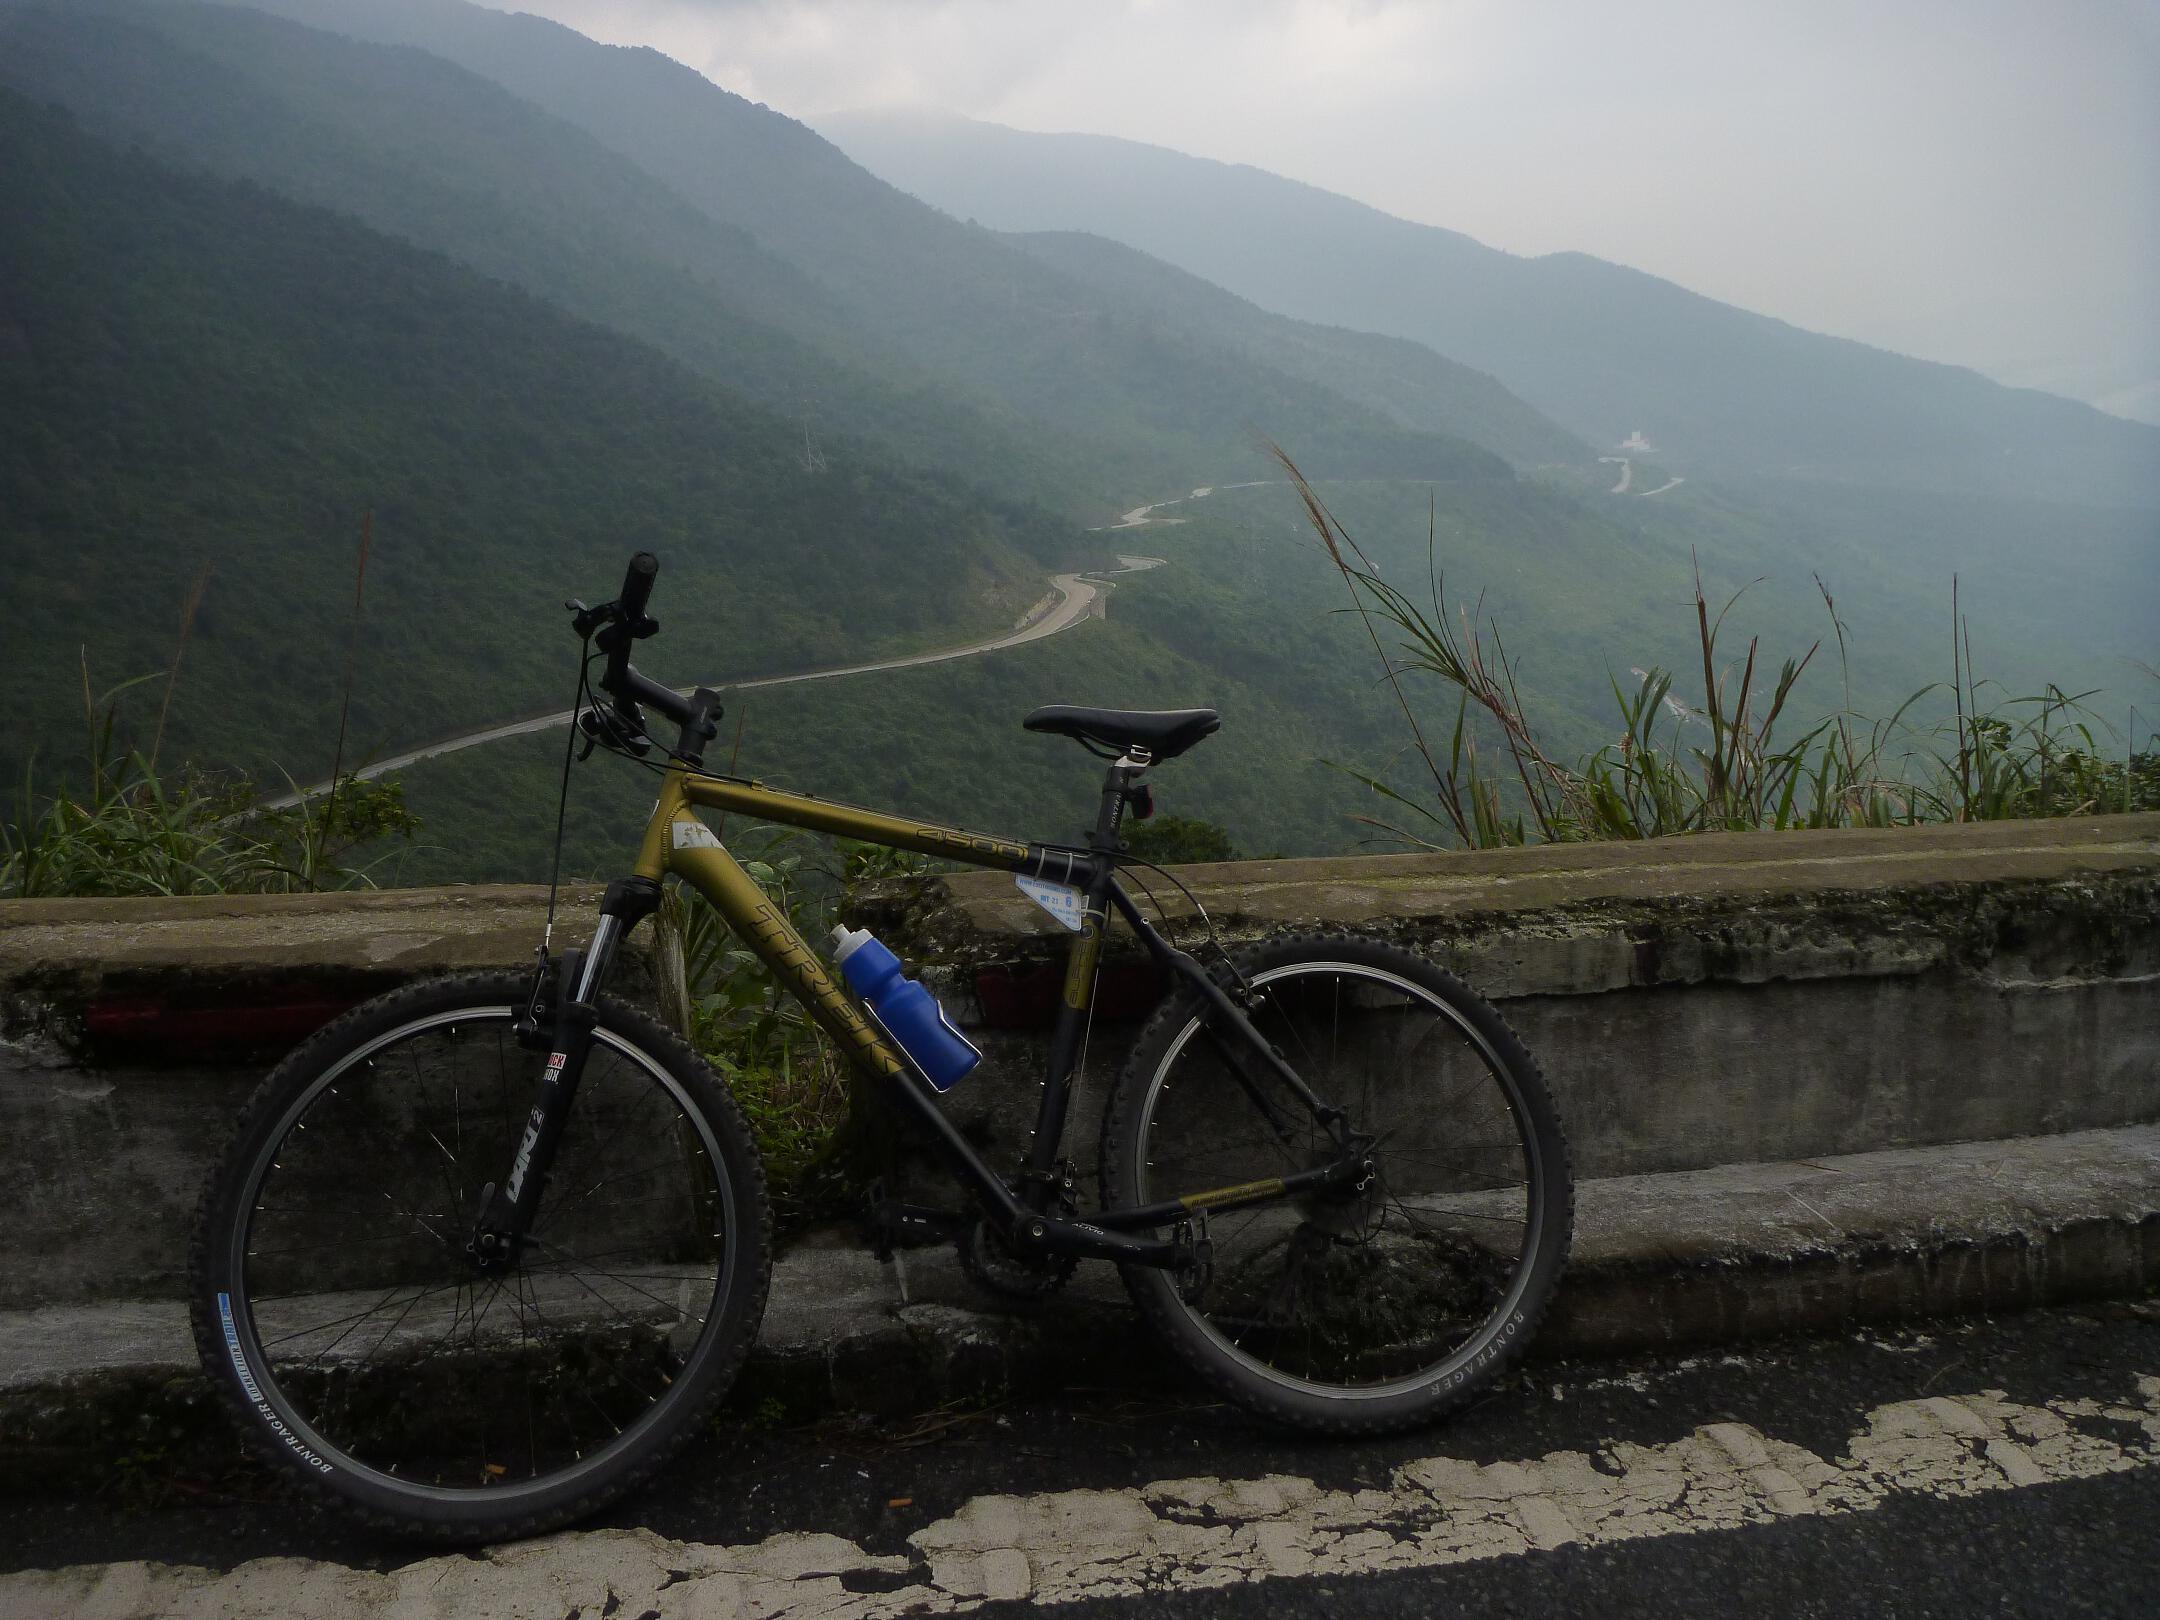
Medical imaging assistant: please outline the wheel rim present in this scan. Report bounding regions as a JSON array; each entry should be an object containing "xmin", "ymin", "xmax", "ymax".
[
  {"xmin": 1131, "ymin": 961, "xmax": 1547, "ymax": 1401},
  {"xmin": 216, "ymin": 1006, "xmax": 738, "ymax": 1508}
]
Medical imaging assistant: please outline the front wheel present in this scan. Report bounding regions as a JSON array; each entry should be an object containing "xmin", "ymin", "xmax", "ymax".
[
  {"xmin": 1100, "ymin": 935, "xmax": 1572, "ymax": 1433},
  {"xmin": 189, "ymin": 971, "xmax": 771, "ymax": 1542}
]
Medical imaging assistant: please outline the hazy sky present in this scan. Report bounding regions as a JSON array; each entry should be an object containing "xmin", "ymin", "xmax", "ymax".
[{"xmin": 498, "ymin": 1, "xmax": 2160, "ymax": 421}]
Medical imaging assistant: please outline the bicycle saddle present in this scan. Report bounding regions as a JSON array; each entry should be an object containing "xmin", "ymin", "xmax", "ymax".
[{"xmin": 1022, "ymin": 705, "xmax": 1221, "ymax": 761}]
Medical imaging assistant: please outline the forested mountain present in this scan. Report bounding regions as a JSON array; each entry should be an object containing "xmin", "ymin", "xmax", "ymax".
[
  {"xmin": 823, "ymin": 110, "xmax": 2160, "ymax": 509},
  {"xmin": 1004, "ymin": 231, "xmax": 1588, "ymax": 471},
  {"xmin": 0, "ymin": 1, "xmax": 1079, "ymax": 507},
  {"xmin": 0, "ymin": 89, "xmax": 1066, "ymax": 786},
  {"xmin": 1, "ymin": 0, "xmax": 2148, "ymax": 878},
  {"xmin": 178, "ymin": 0, "xmax": 1530, "ymax": 502}
]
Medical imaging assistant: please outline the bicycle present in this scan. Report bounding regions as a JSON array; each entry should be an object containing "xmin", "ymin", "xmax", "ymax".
[{"xmin": 190, "ymin": 553, "xmax": 1574, "ymax": 1541}]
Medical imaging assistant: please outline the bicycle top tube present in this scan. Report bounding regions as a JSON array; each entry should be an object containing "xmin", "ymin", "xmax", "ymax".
[{"xmin": 626, "ymin": 765, "xmax": 1103, "ymax": 884}]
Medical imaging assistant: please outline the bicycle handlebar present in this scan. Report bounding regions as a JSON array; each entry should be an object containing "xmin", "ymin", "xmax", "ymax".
[
  {"xmin": 580, "ymin": 552, "xmax": 720, "ymax": 760},
  {"xmin": 617, "ymin": 551, "xmax": 658, "ymax": 627},
  {"xmin": 601, "ymin": 551, "xmax": 660, "ymax": 694}
]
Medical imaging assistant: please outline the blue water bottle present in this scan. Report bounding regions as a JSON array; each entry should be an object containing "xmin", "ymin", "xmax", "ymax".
[{"xmin": 830, "ymin": 925, "xmax": 983, "ymax": 1092}]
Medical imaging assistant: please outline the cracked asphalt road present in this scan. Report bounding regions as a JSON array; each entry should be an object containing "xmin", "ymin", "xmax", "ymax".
[{"xmin": 5, "ymin": 1299, "xmax": 2155, "ymax": 1617}]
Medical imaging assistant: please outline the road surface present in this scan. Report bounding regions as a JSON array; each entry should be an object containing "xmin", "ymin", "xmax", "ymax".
[{"xmin": 4, "ymin": 1300, "xmax": 2153, "ymax": 1617}]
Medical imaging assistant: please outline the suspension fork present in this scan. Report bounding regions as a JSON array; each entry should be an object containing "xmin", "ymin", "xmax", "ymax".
[{"xmin": 470, "ymin": 876, "xmax": 661, "ymax": 1267}]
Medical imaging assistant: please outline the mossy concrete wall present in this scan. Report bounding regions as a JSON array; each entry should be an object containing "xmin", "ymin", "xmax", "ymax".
[
  {"xmin": 4, "ymin": 819, "xmax": 2154, "ymax": 1312},
  {"xmin": 857, "ymin": 815, "xmax": 2160, "ymax": 1192},
  {"xmin": 0, "ymin": 886, "xmax": 680, "ymax": 1309}
]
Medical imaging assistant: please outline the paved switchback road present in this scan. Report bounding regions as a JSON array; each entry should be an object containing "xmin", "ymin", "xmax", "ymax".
[
  {"xmin": 264, "ymin": 555, "xmax": 1166, "ymax": 809},
  {"xmin": 6, "ymin": 1301, "xmax": 2156, "ymax": 1617}
]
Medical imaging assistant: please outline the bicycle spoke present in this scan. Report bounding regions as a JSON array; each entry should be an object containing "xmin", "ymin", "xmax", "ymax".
[
  {"xmin": 527, "ymin": 1236, "xmax": 701, "ymax": 1322},
  {"xmin": 1115, "ymin": 952, "xmax": 1564, "ymax": 1403}
]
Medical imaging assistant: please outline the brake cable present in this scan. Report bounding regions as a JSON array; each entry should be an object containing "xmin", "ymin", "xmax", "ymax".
[
  {"xmin": 1116, "ymin": 854, "xmax": 1251, "ymax": 995},
  {"xmin": 540, "ymin": 636, "xmax": 600, "ymax": 959}
]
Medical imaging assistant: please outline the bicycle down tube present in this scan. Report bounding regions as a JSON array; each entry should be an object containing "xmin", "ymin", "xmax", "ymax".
[{"xmin": 630, "ymin": 767, "xmax": 1367, "ymax": 1266}]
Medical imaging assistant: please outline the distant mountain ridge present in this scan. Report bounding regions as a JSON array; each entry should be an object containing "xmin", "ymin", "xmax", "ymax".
[
  {"xmin": 822, "ymin": 110, "xmax": 2160, "ymax": 510},
  {"xmin": 0, "ymin": 0, "xmax": 1093, "ymax": 508},
  {"xmin": 1003, "ymin": 230, "xmax": 1589, "ymax": 470},
  {"xmin": 187, "ymin": 0, "xmax": 1533, "ymax": 504}
]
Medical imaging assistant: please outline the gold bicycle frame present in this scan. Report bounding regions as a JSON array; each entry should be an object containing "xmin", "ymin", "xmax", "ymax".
[
  {"xmin": 605, "ymin": 760, "xmax": 1359, "ymax": 1259},
  {"xmin": 636, "ymin": 767, "xmax": 1035, "ymax": 1089}
]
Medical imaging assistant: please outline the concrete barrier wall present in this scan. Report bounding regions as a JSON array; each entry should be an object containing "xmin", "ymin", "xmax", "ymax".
[
  {"xmin": 0, "ymin": 886, "xmax": 680, "ymax": 1309},
  {"xmin": 4, "ymin": 817, "xmax": 2154, "ymax": 1313},
  {"xmin": 859, "ymin": 815, "xmax": 2160, "ymax": 1191}
]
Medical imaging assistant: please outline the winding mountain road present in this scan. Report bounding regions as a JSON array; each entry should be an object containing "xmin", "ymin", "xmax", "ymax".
[
  {"xmin": 273, "ymin": 447, "xmax": 1656, "ymax": 809},
  {"xmin": 267, "ymin": 554, "xmax": 1165, "ymax": 808},
  {"xmin": 1601, "ymin": 454, "xmax": 1685, "ymax": 498}
]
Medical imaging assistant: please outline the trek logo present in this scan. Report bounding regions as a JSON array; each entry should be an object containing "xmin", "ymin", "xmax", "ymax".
[
  {"xmin": 742, "ymin": 898, "xmax": 909, "ymax": 1081},
  {"xmin": 504, "ymin": 1103, "xmax": 546, "ymax": 1201}
]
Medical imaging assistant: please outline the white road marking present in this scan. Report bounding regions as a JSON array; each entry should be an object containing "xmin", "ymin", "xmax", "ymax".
[{"xmin": 10, "ymin": 1377, "xmax": 2156, "ymax": 1618}]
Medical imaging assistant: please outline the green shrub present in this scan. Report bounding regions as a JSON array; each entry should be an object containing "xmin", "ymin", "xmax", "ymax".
[
  {"xmin": 1, "ymin": 669, "xmax": 416, "ymax": 897},
  {"xmin": 674, "ymin": 837, "xmax": 935, "ymax": 1217}
]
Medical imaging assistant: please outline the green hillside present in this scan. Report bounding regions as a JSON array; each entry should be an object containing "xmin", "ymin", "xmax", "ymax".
[
  {"xmin": 823, "ymin": 110, "xmax": 2160, "ymax": 510},
  {"xmin": 381, "ymin": 465, "xmax": 2154, "ymax": 882},
  {"xmin": 0, "ymin": 91, "xmax": 1068, "ymax": 787},
  {"xmin": 218, "ymin": 0, "xmax": 1522, "ymax": 505},
  {"xmin": 386, "ymin": 586, "xmax": 1363, "ymax": 884},
  {"xmin": 0, "ymin": 0, "xmax": 1092, "ymax": 510}
]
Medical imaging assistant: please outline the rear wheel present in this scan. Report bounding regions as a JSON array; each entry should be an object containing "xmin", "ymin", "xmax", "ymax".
[
  {"xmin": 190, "ymin": 971, "xmax": 769, "ymax": 1541},
  {"xmin": 1101, "ymin": 935, "xmax": 1571, "ymax": 1432}
]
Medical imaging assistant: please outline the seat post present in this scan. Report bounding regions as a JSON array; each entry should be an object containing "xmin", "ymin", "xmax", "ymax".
[{"xmin": 1090, "ymin": 748, "xmax": 1151, "ymax": 853}]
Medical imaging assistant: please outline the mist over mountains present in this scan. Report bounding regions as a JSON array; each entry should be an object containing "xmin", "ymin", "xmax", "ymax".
[
  {"xmin": 1, "ymin": 0, "xmax": 2151, "ymax": 871},
  {"xmin": 823, "ymin": 109, "xmax": 2160, "ymax": 510}
]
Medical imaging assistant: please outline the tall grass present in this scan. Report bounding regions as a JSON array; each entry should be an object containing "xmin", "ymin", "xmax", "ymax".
[
  {"xmin": 1278, "ymin": 449, "xmax": 2156, "ymax": 849},
  {"xmin": 0, "ymin": 665, "xmax": 418, "ymax": 897},
  {"xmin": 2, "ymin": 536, "xmax": 417, "ymax": 898}
]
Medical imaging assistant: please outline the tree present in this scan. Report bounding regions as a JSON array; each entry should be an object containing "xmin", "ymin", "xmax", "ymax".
[{"xmin": 1125, "ymin": 813, "xmax": 1239, "ymax": 865}]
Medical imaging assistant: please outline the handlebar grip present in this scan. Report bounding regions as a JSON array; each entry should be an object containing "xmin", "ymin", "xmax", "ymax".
[{"xmin": 618, "ymin": 551, "xmax": 659, "ymax": 626}]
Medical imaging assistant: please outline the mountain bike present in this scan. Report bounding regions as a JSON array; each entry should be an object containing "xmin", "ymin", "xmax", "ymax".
[{"xmin": 191, "ymin": 553, "xmax": 1573, "ymax": 1541}]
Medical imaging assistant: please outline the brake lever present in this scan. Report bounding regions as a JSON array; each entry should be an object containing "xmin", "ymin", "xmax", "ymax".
[
  {"xmin": 565, "ymin": 595, "xmax": 659, "ymax": 644},
  {"xmin": 576, "ymin": 705, "xmax": 652, "ymax": 759}
]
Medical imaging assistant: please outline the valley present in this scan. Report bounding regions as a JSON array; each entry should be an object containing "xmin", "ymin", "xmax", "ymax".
[{"xmin": 0, "ymin": 0, "xmax": 2150, "ymax": 889}]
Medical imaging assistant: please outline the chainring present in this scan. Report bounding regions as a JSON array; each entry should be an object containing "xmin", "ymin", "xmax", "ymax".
[{"xmin": 957, "ymin": 1203, "xmax": 1079, "ymax": 1302}]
